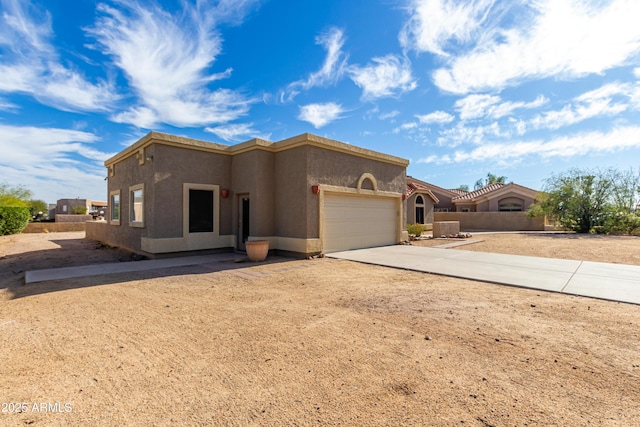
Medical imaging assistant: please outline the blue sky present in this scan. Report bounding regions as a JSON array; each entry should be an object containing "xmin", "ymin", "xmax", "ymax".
[{"xmin": 2, "ymin": 0, "xmax": 640, "ymax": 204}]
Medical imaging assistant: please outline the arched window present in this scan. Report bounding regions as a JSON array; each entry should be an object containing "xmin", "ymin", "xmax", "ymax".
[
  {"xmin": 415, "ymin": 195, "xmax": 425, "ymax": 224},
  {"xmin": 499, "ymin": 197, "xmax": 524, "ymax": 211}
]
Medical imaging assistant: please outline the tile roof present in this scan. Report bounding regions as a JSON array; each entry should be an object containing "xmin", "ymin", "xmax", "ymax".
[
  {"xmin": 451, "ymin": 183, "xmax": 506, "ymax": 201},
  {"xmin": 406, "ymin": 176, "xmax": 458, "ymax": 198},
  {"xmin": 448, "ymin": 188, "xmax": 469, "ymax": 196},
  {"xmin": 406, "ymin": 179, "xmax": 439, "ymax": 203}
]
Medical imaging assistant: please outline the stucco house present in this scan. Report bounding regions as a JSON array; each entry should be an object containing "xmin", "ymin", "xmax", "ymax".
[
  {"xmin": 406, "ymin": 177, "xmax": 462, "ymax": 213},
  {"xmin": 51, "ymin": 198, "xmax": 107, "ymax": 219},
  {"xmin": 87, "ymin": 132, "xmax": 409, "ymax": 258},
  {"xmin": 451, "ymin": 182, "xmax": 539, "ymax": 212},
  {"xmin": 405, "ymin": 177, "xmax": 439, "ymax": 225}
]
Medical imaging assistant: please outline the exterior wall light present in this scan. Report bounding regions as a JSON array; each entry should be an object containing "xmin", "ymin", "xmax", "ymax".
[
  {"xmin": 221, "ymin": 189, "xmax": 229, "ymax": 198},
  {"xmin": 311, "ymin": 185, "xmax": 320, "ymax": 195}
]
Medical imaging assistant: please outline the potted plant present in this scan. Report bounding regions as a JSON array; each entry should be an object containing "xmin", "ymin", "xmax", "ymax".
[{"xmin": 245, "ymin": 240, "xmax": 269, "ymax": 262}]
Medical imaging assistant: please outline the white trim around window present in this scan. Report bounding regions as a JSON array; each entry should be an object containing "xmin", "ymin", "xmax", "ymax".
[
  {"xmin": 110, "ymin": 190, "xmax": 121, "ymax": 225},
  {"xmin": 129, "ymin": 183, "xmax": 145, "ymax": 228}
]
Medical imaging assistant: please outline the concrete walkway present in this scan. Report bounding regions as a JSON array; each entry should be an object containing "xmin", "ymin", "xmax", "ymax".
[
  {"xmin": 328, "ymin": 245, "xmax": 640, "ymax": 305},
  {"xmin": 25, "ymin": 253, "xmax": 238, "ymax": 284}
]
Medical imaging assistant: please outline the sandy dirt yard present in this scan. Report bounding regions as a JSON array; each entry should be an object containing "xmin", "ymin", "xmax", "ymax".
[{"xmin": 1, "ymin": 231, "xmax": 639, "ymax": 426}]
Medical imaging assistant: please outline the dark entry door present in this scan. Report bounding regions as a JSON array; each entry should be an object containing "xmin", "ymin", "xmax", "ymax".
[{"xmin": 239, "ymin": 197, "xmax": 250, "ymax": 250}]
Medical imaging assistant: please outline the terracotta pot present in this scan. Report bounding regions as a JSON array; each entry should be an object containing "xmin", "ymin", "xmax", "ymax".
[{"xmin": 245, "ymin": 240, "xmax": 269, "ymax": 262}]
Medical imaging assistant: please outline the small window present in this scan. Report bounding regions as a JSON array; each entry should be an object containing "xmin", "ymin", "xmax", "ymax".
[
  {"xmin": 129, "ymin": 184, "xmax": 144, "ymax": 227},
  {"xmin": 62, "ymin": 205, "xmax": 67, "ymax": 213},
  {"xmin": 110, "ymin": 190, "xmax": 120, "ymax": 225}
]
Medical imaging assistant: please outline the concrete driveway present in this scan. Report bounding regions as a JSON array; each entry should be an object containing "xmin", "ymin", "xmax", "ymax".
[{"xmin": 327, "ymin": 245, "xmax": 640, "ymax": 305}]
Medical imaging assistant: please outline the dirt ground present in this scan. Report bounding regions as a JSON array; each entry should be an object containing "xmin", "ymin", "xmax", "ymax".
[{"xmin": 1, "ymin": 232, "xmax": 639, "ymax": 426}]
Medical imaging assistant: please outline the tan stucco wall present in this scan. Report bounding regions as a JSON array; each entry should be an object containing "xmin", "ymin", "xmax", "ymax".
[
  {"xmin": 24, "ymin": 222, "xmax": 89, "ymax": 233},
  {"xmin": 151, "ymin": 144, "xmax": 233, "ymax": 238},
  {"xmin": 434, "ymin": 212, "xmax": 545, "ymax": 231},
  {"xmin": 55, "ymin": 214, "xmax": 93, "ymax": 223},
  {"xmin": 430, "ymin": 189, "xmax": 456, "ymax": 212},
  {"xmin": 274, "ymin": 146, "xmax": 312, "ymax": 238},
  {"xmin": 232, "ymin": 149, "xmax": 276, "ymax": 238}
]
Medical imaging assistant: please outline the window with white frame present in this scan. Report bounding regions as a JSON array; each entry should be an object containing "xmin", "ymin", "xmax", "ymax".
[
  {"xmin": 129, "ymin": 184, "xmax": 144, "ymax": 227},
  {"xmin": 110, "ymin": 190, "xmax": 120, "ymax": 225}
]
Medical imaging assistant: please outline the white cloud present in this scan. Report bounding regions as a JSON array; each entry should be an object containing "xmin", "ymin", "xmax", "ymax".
[
  {"xmin": 380, "ymin": 110, "xmax": 401, "ymax": 120},
  {"xmin": 0, "ymin": 0, "xmax": 53, "ymax": 53},
  {"xmin": 0, "ymin": 0, "xmax": 117, "ymax": 111},
  {"xmin": 437, "ymin": 121, "xmax": 507, "ymax": 147},
  {"xmin": 455, "ymin": 94, "xmax": 501, "ymax": 120},
  {"xmin": 489, "ymin": 95, "xmax": 548, "ymax": 119},
  {"xmin": 393, "ymin": 122, "xmax": 418, "ymax": 134},
  {"xmin": 419, "ymin": 125, "xmax": 640, "ymax": 164},
  {"xmin": 416, "ymin": 110, "xmax": 454, "ymax": 124},
  {"xmin": 531, "ymin": 82, "xmax": 632, "ymax": 129},
  {"xmin": 424, "ymin": 0, "xmax": 640, "ymax": 94},
  {"xmin": 455, "ymin": 94, "xmax": 548, "ymax": 120},
  {"xmin": 204, "ymin": 123, "xmax": 271, "ymax": 142},
  {"xmin": 0, "ymin": 97, "xmax": 17, "ymax": 111},
  {"xmin": 400, "ymin": 0, "xmax": 495, "ymax": 56},
  {"xmin": 285, "ymin": 28, "xmax": 348, "ymax": 99},
  {"xmin": 0, "ymin": 124, "xmax": 114, "ymax": 202},
  {"xmin": 297, "ymin": 102, "xmax": 345, "ymax": 128},
  {"xmin": 37, "ymin": 64, "xmax": 117, "ymax": 113},
  {"xmin": 88, "ymin": 1, "xmax": 255, "ymax": 128},
  {"xmin": 348, "ymin": 55, "xmax": 417, "ymax": 100}
]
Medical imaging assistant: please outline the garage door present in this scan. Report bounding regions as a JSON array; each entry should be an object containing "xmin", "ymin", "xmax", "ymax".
[{"xmin": 323, "ymin": 194, "xmax": 398, "ymax": 253}]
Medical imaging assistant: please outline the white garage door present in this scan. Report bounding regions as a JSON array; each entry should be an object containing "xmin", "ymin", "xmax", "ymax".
[{"xmin": 323, "ymin": 194, "xmax": 398, "ymax": 253}]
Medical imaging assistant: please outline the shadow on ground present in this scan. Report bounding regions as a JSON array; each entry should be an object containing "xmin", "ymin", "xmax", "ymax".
[{"xmin": 1, "ymin": 238, "xmax": 297, "ymax": 300}]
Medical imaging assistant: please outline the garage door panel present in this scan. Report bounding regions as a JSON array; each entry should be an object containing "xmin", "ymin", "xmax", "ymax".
[{"xmin": 323, "ymin": 194, "xmax": 397, "ymax": 253}]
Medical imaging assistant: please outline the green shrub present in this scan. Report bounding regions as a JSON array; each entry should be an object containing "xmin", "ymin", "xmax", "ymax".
[
  {"xmin": 72, "ymin": 205, "xmax": 87, "ymax": 215},
  {"xmin": 0, "ymin": 206, "xmax": 30, "ymax": 235},
  {"xmin": 406, "ymin": 223, "xmax": 425, "ymax": 237},
  {"xmin": 600, "ymin": 212, "xmax": 640, "ymax": 235}
]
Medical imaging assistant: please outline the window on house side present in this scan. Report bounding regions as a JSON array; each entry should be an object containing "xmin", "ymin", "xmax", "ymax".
[
  {"xmin": 110, "ymin": 192, "xmax": 120, "ymax": 224},
  {"xmin": 129, "ymin": 184, "xmax": 144, "ymax": 227}
]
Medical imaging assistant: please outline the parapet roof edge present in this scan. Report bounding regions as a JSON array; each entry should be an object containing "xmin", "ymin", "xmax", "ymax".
[{"xmin": 105, "ymin": 132, "xmax": 409, "ymax": 167}]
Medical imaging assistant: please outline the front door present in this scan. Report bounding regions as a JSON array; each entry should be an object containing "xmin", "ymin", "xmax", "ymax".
[{"xmin": 238, "ymin": 196, "xmax": 250, "ymax": 250}]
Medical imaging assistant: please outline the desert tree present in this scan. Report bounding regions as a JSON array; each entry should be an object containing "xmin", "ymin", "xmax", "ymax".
[
  {"xmin": 530, "ymin": 167, "xmax": 640, "ymax": 234},
  {"xmin": 473, "ymin": 173, "xmax": 508, "ymax": 190}
]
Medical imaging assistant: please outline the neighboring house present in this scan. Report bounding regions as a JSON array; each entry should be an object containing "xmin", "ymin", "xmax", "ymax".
[
  {"xmin": 88, "ymin": 132, "xmax": 409, "ymax": 257},
  {"xmin": 51, "ymin": 199, "xmax": 108, "ymax": 219},
  {"xmin": 406, "ymin": 177, "xmax": 439, "ymax": 225},
  {"xmin": 451, "ymin": 183, "xmax": 539, "ymax": 212},
  {"xmin": 406, "ymin": 176, "xmax": 459, "ymax": 213}
]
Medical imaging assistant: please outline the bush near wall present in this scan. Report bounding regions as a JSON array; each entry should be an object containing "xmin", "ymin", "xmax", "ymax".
[{"xmin": 0, "ymin": 206, "xmax": 30, "ymax": 235}]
